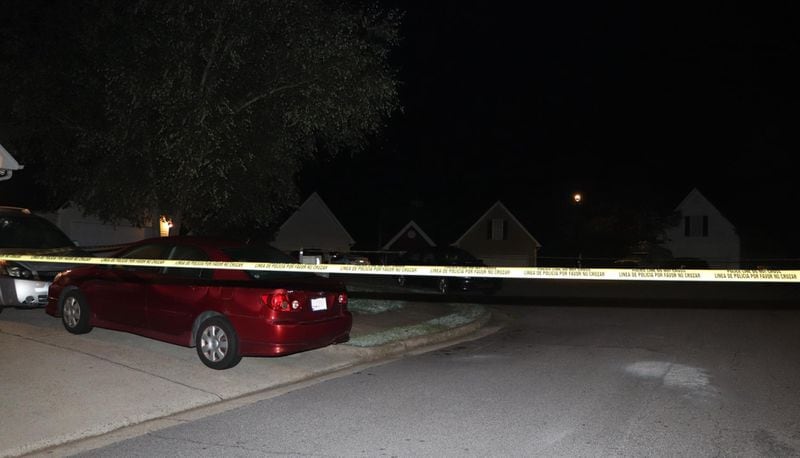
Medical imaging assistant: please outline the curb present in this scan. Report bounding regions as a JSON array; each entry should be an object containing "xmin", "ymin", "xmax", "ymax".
[{"xmin": 338, "ymin": 305, "xmax": 492, "ymax": 361}]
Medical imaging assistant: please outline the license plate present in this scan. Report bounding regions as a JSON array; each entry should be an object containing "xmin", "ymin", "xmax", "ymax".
[{"xmin": 311, "ymin": 297, "xmax": 327, "ymax": 311}]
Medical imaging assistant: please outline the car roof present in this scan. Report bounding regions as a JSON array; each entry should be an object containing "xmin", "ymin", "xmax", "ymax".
[{"xmin": 0, "ymin": 206, "xmax": 34, "ymax": 215}]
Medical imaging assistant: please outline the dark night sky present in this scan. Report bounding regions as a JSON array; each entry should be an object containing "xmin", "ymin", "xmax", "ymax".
[
  {"xmin": 1, "ymin": 1, "xmax": 797, "ymax": 258},
  {"xmin": 303, "ymin": 1, "xmax": 799, "ymax": 256}
]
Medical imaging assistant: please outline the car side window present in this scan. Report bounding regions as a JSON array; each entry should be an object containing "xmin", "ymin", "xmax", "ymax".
[
  {"xmin": 164, "ymin": 245, "xmax": 211, "ymax": 279},
  {"xmin": 0, "ymin": 215, "xmax": 75, "ymax": 249},
  {"xmin": 118, "ymin": 244, "xmax": 169, "ymax": 272}
]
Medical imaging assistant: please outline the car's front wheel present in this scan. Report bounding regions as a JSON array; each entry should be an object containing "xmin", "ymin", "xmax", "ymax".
[
  {"xmin": 61, "ymin": 290, "xmax": 93, "ymax": 334},
  {"xmin": 195, "ymin": 316, "xmax": 242, "ymax": 370}
]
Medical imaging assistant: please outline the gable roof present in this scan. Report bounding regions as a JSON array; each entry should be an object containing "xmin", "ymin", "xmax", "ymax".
[
  {"xmin": 454, "ymin": 200, "xmax": 542, "ymax": 247},
  {"xmin": 273, "ymin": 192, "xmax": 355, "ymax": 250},
  {"xmin": 0, "ymin": 143, "xmax": 22, "ymax": 171},
  {"xmin": 674, "ymin": 187, "xmax": 737, "ymax": 230},
  {"xmin": 0, "ymin": 143, "xmax": 23, "ymax": 181},
  {"xmin": 382, "ymin": 220, "xmax": 436, "ymax": 250}
]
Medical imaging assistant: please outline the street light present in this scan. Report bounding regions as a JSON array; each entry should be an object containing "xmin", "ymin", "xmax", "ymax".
[{"xmin": 571, "ymin": 192, "xmax": 584, "ymax": 266}]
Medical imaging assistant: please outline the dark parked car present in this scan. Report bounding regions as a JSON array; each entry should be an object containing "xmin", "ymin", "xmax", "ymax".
[
  {"xmin": 670, "ymin": 257, "xmax": 709, "ymax": 269},
  {"xmin": 0, "ymin": 207, "xmax": 87, "ymax": 311},
  {"xmin": 46, "ymin": 237, "xmax": 352, "ymax": 369},
  {"xmin": 394, "ymin": 246, "xmax": 501, "ymax": 294}
]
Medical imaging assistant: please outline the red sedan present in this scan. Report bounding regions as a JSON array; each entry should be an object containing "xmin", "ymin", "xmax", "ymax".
[{"xmin": 45, "ymin": 237, "xmax": 352, "ymax": 369}]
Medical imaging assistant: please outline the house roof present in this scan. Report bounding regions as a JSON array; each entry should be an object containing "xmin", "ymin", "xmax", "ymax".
[
  {"xmin": 454, "ymin": 200, "xmax": 542, "ymax": 247},
  {"xmin": 381, "ymin": 220, "xmax": 436, "ymax": 250},
  {"xmin": 0, "ymin": 143, "xmax": 23, "ymax": 182},
  {"xmin": 320, "ymin": 179, "xmax": 797, "ymax": 259},
  {"xmin": 0, "ymin": 143, "xmax": 23, "ymax": 171},
  {"xmin": 673, "ymin": 187, "xmax": 737, "ymax": 230},
  {"xmin": 274, "ymin": 192, "xmax": 355, "ymax": 249}
]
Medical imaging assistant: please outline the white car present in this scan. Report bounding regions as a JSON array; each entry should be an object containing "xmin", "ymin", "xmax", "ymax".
[{"xmin": 0, "ymin": 207, "xmax": 85, "ymax": 311}]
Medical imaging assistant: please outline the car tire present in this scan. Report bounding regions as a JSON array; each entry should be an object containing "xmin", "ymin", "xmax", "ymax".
[
  {"xmin": 195, "ymin": 316, "xmax": 242, "ymax": 370},
  {"xmin": 438, "ymin": 278, "xmax": 449, "ymax": 294},
  {"xmin": 61, "ymin": 290, "xmax": 93, "ymax": 334}
]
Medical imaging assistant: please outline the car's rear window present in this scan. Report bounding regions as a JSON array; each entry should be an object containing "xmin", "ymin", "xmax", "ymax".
[
  {"xmin": 222, "ymin": 245, "xmax": 313, "ymax": 279},
  {"xmin": 0, "ymin": 215, "xmax": 75, "ymax": 249},
  {"xmin": 442, "ymin": 249, "xmax": 481, "ymax": 264}
]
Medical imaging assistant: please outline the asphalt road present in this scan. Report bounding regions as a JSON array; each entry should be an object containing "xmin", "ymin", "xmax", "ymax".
[
  {"xmin": 346, "ymin": 276, "xmax": 800, "ymax": 307},
  {"xmin": 76, "ymin": 303, "xmax": 800, "ymax": 457}
]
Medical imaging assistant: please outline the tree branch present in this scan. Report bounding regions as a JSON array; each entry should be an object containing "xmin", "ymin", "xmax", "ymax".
[
  {"xmin": 200, "ymin": 21, "xmax": 225, "ymax": 92},
  {"xmin": 235, "ymin": 81, "xmax": 309, "ymax": 114}
]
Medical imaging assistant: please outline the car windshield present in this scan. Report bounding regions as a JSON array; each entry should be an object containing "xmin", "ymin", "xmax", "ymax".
[
  {"xmin": 0, "ymin": 215, "xmax": 75, "ymax": 249},
  {"xmin": 222, "ymin": 245, "xmax": 314, "ymax": 279}
]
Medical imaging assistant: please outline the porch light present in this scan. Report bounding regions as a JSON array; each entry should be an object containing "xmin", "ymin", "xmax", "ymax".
[{"xmin": 159, "ymin": 216, "xmax": 173, "ymax": 237}]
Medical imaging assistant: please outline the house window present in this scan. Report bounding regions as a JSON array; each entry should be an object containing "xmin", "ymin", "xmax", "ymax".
[
  {"xmin": 684, "ymin": 215, "xmax": 709, "ymax": 237},
  {"xmin": 488, "ymin": 218, "xmax": 507, "ymax": 241}
]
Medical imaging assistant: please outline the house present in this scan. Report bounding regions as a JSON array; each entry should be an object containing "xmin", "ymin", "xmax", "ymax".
[
  {"xmin": 41, "ymin": 204, "xmax": 160, "ymax": 247},
  {"xmin": 0, "ymin": 142, "xmax": 23, "ymax": 181},
  {"xmin": 662, "ymin": 188, "xmax": 740, "ymax": 268},
  {"xmin": 271, "ymin": 192, "xmax": 355, "ymax": 258},
  {"xmin": 382, "ymin": 220, "xmax": 436, "ymax": 251},
  {"xmin": 453, "ymin": 201, "xmax": 541, "ymax": 267}
]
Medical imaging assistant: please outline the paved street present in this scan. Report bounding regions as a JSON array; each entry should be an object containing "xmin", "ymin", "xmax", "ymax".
[
  {"xmin": 0, "ymin": 295, "xmax": 489, "ymax": 458},
  {"xmin": 74, "ymin": 303, "xmax": 800, "ymax": 457}
]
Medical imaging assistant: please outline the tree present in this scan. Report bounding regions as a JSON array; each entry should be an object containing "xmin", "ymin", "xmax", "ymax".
[
  {"xmin": 1, "ymin": 0, "xmax": 401, "ymax": 234},
  {"xmin": 571, "ymin": 199, "xmax": 680, "ymax": 265}
]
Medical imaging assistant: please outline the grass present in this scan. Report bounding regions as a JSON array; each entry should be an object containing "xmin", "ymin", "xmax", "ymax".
[
  {"xmin": 347, "ymin": 303, "xmax": 486, "ymax": 347},
  {"xmin": 347, "ymin": 298, "xmax": 407, "ymax": 315}
]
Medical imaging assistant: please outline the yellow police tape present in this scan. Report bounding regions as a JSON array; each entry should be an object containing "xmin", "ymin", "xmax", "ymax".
[{"xmin": 2, "ymin": 253, "xmax": 800, "ymax": 283}]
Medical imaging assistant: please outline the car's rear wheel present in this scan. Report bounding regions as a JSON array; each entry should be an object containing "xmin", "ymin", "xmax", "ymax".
[
  {"xmin": 195, "ymin": 316, "xmax": 242, "ymax": 370},
  {"xmin": 61, "ymin": 290, "xmax": 93, "ymax": 334},
  {"xmin": 438, "ymin": 278, "xmax": 449, "ymax": 294}
]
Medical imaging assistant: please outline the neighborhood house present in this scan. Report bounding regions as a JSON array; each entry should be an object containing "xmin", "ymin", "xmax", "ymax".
[
  {"xmin": 454, "ymin": 201, "xmax": 541, "ymax": 267},
  {"xmin": 663, "ymin": 188, "xmax": 740, "ymax": 268}
]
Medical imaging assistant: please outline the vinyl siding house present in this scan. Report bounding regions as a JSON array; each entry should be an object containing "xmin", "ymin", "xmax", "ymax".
[
  {"xmin": 271, "ymin": 192, "xmax": 355, "ymax": 257},
  {"xmin": 454, "ymin": 201, "xmax": 541, "ymax": 267},
  {"xmin": 41, "ymin": 204, "xmax": 160, "ymax": 247},
  {"xmin": 663, "ymin": 188, "xmax": 740, "ymax": 268}
]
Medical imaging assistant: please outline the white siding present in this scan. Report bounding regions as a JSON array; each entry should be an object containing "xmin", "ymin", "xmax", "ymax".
[
  {"xmin": 663, "ymin": 189, "xmax": 740, "ymax": 268},
  {"xmin": 40, "ymin": 206, "xmax": 157, "ymax": 247}
]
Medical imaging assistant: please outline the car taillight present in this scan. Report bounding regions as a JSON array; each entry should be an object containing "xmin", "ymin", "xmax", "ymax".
[
  {"xmin": 337, "ymin": 293, "xmax": 348, "ymax": 306},
  {"xmin": 262, "ymin": 290, "xmax": 301, "ymax": 312}
]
